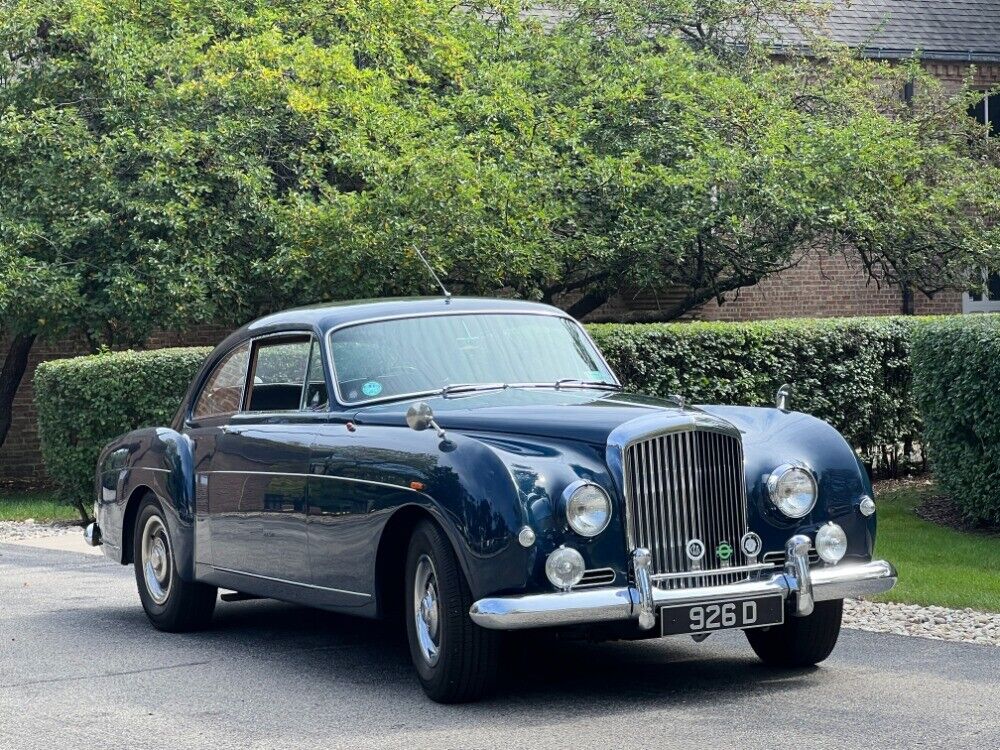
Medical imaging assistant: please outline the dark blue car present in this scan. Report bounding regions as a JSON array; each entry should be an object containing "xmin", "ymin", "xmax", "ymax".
[{"xmin": 87, "ymin": 297, "xmax": 896, "ymax": 702}]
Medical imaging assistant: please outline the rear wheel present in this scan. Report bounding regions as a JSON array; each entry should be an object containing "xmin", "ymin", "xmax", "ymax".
[
  {"xmin": 404, "ymin": 520, "xmax": 500, "ymax": 703},
  {"xmin": 745, "ymin": 599, "xmax": 843, "ymax": 667},
  {"xmin": 133, "ymin": 496, "xmax": 217, "ymax": 632}
]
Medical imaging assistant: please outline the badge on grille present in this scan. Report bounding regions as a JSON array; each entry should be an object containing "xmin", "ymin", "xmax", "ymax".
[
  {"xmin": 716, "ymin": 541, "xmax": 734, "ymax": 563},
  {"xmin": 740, "ymin": 531, "xmax": 762, "ymax": 559},
  {"xmin": 686, "ymin": 539, "xmax": 706, "ymax": 562}
]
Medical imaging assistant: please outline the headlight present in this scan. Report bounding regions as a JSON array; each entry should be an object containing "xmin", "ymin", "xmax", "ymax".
[
  {"xmin": 816, "ymin": 522, "xmax": 848, "ymax": 564},
  {"xmin": 545, "ymin": 546, "xmax": 585, "ymax": 590},
  {"xmin": 563, "ymin": 480, "xmax": 612, "ymax": 537},
  {"xmin": 766, "ymin": 463, "xmax": 817, "ymax": 518}
]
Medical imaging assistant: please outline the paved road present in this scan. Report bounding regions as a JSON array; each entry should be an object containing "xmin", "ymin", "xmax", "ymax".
[{"xmin": 1, "ymin": 543, "xmax": 998, "ymax": 750}]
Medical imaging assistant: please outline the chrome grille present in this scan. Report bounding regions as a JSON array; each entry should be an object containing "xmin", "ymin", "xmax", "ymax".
[{"xmin": 623, "ymin": 429, "xmax": 749, "ymax": 589}]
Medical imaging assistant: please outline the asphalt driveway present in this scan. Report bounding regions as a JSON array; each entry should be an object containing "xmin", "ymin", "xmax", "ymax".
[{"xmin": 1, "ymin": 542, "xmax": 998, "ymax": 750}]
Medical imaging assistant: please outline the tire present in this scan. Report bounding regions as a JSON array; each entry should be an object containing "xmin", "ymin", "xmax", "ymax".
[
  {"xmin": 404, "ymin": 519, "xmax": 500, "ymax": 703},
  {"xmin": 745, "ymin": 599, "xmax": 843, "ymax": 668},
  {"xmin": 133, "ymin": 496, "xmax": 217, "ymax": 632}
]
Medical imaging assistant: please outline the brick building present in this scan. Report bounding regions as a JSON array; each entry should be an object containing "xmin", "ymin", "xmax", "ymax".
[{"xmin": 2, "ymin": 1, "xmax": 998, "ymax": 485}]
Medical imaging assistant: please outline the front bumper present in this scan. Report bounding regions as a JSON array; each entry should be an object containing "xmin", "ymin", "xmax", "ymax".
[{"xmin": 470, "ymin": 539, "xmax": 897, "ymax": 631}]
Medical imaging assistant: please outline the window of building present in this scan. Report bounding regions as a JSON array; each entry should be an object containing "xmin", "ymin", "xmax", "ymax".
[
  {"xmin": 963, "ymin": 270, "xmax": 1000, "ymax": 314},
  {"xmin": 970, "ymin": 92, "xmax": 999, "ymax": 137}
]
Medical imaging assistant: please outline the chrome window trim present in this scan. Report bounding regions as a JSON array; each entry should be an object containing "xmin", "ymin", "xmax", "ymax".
[
  {"xmin": 189, "ymin": 339, "xmax": 253, "ymax": 423},
  {"xmin": 242, "ymin": 331, "xmax": 315, "ymax": 414},
  {"xmin": 323, "ymin": 309, "xmax": 621, "ymax": 408}
]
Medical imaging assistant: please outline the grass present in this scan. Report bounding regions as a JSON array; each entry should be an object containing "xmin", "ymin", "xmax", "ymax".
[
  {"xmin": 0, "ymin": 489, "xmax": 81, "ymax": 523},
  {"xmin": 874, "ymin": 481, "xmax": 1000, "ymax": 612}
]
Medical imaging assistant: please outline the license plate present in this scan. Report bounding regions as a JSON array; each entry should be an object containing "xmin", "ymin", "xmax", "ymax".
[{"xmin": 660, "ymin": 595, "xmax": 784, "ymax": 636}]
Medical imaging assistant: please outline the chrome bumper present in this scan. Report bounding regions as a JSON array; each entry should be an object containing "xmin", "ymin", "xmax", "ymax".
[
  {"xmin": 470, "ymin": 541, "xmax": 897, "ymax": 631},
  {"xmin": 84, "ymin": 523, "xmax": 102, "ymax": 547}
]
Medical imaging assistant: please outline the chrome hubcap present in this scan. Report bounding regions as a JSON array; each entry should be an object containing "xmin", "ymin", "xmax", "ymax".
[
  {"xmin": 141, "ymin": 515, "xmax": 172, "ymax": 605},
  {"xmin": 413, "ymin": 555, "xmax": 441, "ymax": 667}
]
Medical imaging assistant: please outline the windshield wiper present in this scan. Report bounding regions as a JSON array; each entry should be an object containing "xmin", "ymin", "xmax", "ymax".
[
  {"xmin": 440, "ymin": 382, "xmax": 509, "ymax": 398},
  {"xmin": 553, "ymin": 378, "xmax": 622, "ymax": 391}
]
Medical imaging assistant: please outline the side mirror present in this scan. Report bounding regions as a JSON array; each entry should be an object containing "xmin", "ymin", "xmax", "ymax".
[
  {"xmin": 406, "ymin": 402, "xmax": 447, "ymax": 440},
  {"xmin": 775, "ymin": 384, "xmax": 792, "ymax": 412}
]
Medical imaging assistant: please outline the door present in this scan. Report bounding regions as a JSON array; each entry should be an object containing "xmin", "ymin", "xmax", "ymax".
[{"xmin": 205, "ymin": 334, "xmax": 313, "ymax": 582}]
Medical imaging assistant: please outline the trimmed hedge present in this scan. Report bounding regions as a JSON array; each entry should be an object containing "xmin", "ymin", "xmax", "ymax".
[
  {"xmin": 912, "ymin": 317, "xmax": 1000, "ymax": 525},
  {"xmin": 588, "ymin": 317, "xmax": 920, "ymax": 464},
  {"xmin": 34, "ymin": 347, "xmax": 211, "ymax": 510}
]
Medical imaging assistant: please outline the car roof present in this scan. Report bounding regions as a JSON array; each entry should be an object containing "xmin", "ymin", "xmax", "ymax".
[{"xmin": 233, "ymin": 296, "xmax": 568, "ymax": 340}]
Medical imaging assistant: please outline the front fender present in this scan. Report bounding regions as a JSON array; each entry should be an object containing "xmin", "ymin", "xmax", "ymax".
[
  {"xmin": 699, "ymin": 405, "xmax": 877, "ymax": 561},
  {"xmin": 96, "ymin": 427, "xmax": 196, "ymax": 579}
]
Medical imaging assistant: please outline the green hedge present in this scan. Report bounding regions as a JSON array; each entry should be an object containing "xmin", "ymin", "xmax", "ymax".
[
  {"xmin": 588, "ymin": 317, "xmax": 920, "ymax": 465},
  {"xmin": 34, "ymin": 347, "xmax": 211, "ymax": 510},
  {"xmin": 912, "ymin": 317, "xmax": 1000, "ymax": 525}
]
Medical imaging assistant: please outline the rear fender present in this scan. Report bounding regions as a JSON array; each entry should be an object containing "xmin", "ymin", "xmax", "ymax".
[{"xmin": 96, "ymin": 427, "xmax": 197, "ymax": 580}]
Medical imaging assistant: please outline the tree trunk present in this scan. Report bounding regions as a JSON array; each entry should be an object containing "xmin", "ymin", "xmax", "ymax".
[{"xmin": 0, "ymin": 332, "xmax": 37, "ymax": 449}]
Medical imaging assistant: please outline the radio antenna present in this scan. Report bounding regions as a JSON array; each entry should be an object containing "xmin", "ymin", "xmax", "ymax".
[{"xmin": 413, "ymin": 247, "xmax": 452, "ymax": 302}]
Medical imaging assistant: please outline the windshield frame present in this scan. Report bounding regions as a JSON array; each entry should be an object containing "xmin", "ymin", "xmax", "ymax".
[{"xmin": 324, "ymin": 309, "xmax": 621, "ymax": 408}]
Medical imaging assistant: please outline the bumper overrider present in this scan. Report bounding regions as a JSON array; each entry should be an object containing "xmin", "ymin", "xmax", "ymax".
[{"xmin": 469, "ymin": 534, "xmax": 897, "ymax": 631}]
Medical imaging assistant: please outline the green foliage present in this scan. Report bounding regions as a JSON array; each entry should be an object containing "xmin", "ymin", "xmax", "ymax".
[
  {"xmin": 2, "ymin": 0, "xmax": 997, "ymax": 344},
  {"xmin": 912, "ymin": 317, "xmax": 1000, "ymax": 525},
  {"xmin": 588, "ymin": 317, "xmax": 919, "ymax": 461},
  {"xmin": 33, "ymin": 348, "xmax": 211, "ymax": 508}
]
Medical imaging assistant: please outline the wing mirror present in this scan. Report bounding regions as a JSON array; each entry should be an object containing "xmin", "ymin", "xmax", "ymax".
[{"xmin": 406, "ymin": 402, "xmax": 447, "ymax": 440}]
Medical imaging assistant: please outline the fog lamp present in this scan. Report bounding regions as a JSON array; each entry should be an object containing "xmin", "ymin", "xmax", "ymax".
[
  {"xmin": 545, "ymin": 546, "xmax": 585, "ymax": 591},
  {"xmin": 816, "ymin": 522, "xmax": 848, "ymax": 565}
]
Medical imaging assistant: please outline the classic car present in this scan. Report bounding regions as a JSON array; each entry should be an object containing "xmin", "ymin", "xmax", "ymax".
[{"xmin": 86, "ymin": 296, "xmax": 897, "ymax": 702}]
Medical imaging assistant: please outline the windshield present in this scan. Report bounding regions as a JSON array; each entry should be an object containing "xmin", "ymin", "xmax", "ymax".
[{"xmin": 329, "ymin": 313, "xmax": 617, "ymax": 405}]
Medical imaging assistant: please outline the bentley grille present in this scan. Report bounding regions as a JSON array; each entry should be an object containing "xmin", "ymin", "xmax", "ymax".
[{"xmin": 623, "ymin": 429, "xmax": 749, "ymax": 589}]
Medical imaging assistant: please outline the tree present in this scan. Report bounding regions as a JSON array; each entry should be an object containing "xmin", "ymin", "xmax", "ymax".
[{"xmin": 2, "ymin": 0, "xmax": 998, "ymax": 455}]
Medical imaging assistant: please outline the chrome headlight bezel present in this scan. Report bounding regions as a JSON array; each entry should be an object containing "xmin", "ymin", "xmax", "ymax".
[
  {"xmin": 562, "ymin": 479, "xmax": 612, "ymax": 537},
  {"xmin": 766, "ymin": 462, "xmax": 818, "ymax": 519}
]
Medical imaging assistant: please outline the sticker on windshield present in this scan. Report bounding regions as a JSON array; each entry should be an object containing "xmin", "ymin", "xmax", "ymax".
[
  {"xmin": 588, "ymin": 370, "xmax": 604, "ymax": 380},
  {"xmin": 362, "ymin": 381, "xmax": 383, "ymax": 397}
]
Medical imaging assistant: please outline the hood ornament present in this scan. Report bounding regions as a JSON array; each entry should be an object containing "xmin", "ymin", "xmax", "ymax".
[{"xmin": 669, "ymin": 393, "xmax": 685, "ymax": 409}]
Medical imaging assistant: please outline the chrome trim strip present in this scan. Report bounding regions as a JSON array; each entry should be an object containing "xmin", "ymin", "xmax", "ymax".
[
  {"xmin": 470, "ymin": 554, "xmax": 897, "ymax": 631},
  {"xmin": 324, "ymin": 309, "xmax": 621, "ymax": 408},
  {"xmin": 212, "ymin": 566, "xmax": 372, "ymax": 598},
  {"xmin": 573, "ymin": 567, "xmax": 617, "ymax": 588},
  {"xmin": 650, "ymin": 562, "xmax": 776, "ymax": 581},
  {"xmin": 199, "ymin": 469, "xmax": 423, "ymax": 495}
]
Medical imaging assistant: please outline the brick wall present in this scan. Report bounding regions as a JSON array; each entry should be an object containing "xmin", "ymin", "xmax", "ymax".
[
  {"xmin": 696, "ymin": 248, "xmax": 962, "ymax": 322},
  {"xmin": 0, "ymin": 325, "xmax": 231, "ymax": 488}
]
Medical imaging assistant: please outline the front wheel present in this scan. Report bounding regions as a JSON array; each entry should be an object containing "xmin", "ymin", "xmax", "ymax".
[
  {"xmin": 745, "ymin": 599, "xmax": 843, "ymax": 667},
  {"xmin": 133, "ymin": 496, "xmax": 217, "ymax": 632},
  {"xmin": 404, "ymin": 520, "xmax": 500, "ymax": 703}
]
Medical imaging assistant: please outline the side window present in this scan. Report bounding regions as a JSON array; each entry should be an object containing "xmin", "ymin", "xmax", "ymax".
[
  {"xmin": 193, "ymin": 343, "xmax": 251, "ymax": 420},
  {"xmin": 245, "ymin": 336, "xmax": 312, "ymax": 412},
  {"xmin": 303, "ymin": 339, "xmax": 329, "ymax": 410}
]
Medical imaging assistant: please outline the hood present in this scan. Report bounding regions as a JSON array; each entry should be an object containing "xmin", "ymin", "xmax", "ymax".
[{"xmin": 351, "ymin": 388, "xmax": 736, "ymax": 445}]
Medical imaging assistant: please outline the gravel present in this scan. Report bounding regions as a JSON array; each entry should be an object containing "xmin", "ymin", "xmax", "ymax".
[
  {"xmin": 844, "ymin": 598, "xmax": 1000, "ymax": 647},
  {"xmin": 0, "ymin": 519, "xmax": 80, "ymax": 542}
]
